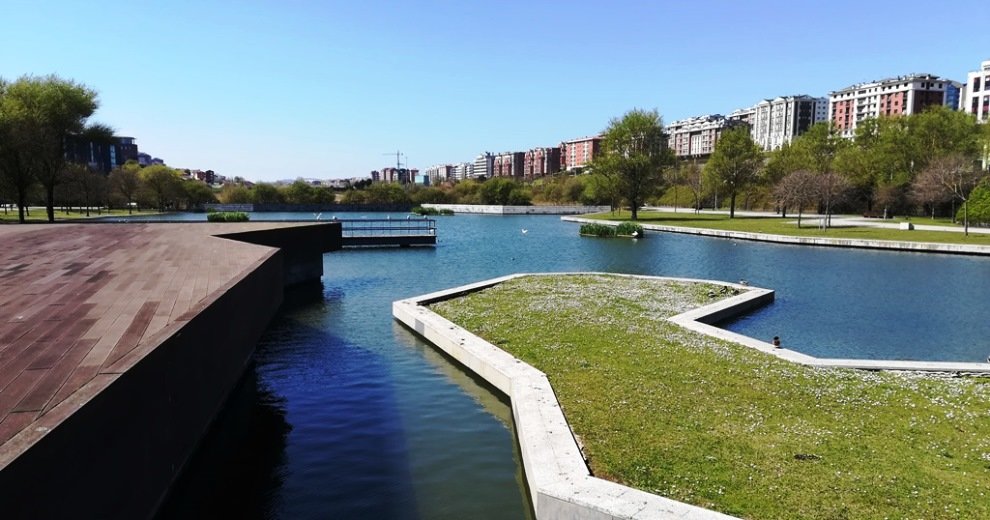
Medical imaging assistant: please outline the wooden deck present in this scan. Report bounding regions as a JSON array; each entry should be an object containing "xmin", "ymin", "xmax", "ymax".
[{"xmin": 0, "ymin": 222, "xmax": 321, "ymax": 464}]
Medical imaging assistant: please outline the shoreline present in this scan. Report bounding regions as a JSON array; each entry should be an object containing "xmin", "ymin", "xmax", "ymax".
[{"xmin": 562, "ymin": 216, "xmax": 990, "ymax": 256}]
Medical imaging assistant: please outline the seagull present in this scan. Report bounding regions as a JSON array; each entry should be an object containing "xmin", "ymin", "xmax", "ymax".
[
  {"xmin": 631, "ymin": 231, "xmax": 640, "ymax": 238},
  {"xmin": 739, "ymin": 280, "xmax": 749, "ymax": 286},
  {"xmin": 314, "ymin": 213, "xmax": 322, "ymax": 221},
  {"xmin": 521, "ymin": 229, "xmax": 528, "ymax": 234}
]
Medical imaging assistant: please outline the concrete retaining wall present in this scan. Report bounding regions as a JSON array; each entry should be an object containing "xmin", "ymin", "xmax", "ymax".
[
  {"xmin": 562, "ymin": 217, "xmax": 990, "ymax": 256},
  {"xmin": 424, "ymin": 204, "xmax": 611, "ymax": 215},
  {"xmin": 394, "ymin": 272, "xmax": 990, "ymax": 519}
]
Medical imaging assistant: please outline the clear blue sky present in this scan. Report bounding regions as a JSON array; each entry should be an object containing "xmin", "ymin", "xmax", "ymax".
[{"xmin": 2, "ymin": 0, "xmax": 988, "ymax": 182}]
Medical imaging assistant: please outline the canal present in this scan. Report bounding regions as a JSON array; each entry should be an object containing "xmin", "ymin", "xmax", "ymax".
[{"xmin": 156, "ymin": 213, "xmax": 990, "ymax": 519}]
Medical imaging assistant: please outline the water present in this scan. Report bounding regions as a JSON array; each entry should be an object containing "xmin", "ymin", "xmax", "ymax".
[{"xmin": 157, "ymin": 213, "xmax": 990, "ymax": 519}]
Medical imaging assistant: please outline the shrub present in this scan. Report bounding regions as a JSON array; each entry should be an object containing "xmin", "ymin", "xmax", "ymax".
[
  {"xmin": 412, "ymin": 206, "xmax": 440, "ymax": 216},
  {"xmin": 579, "ymin": 223, "xmax": 617, "ymax": 237},
  {"xmin": 616, "ymin": 222, "xmax": 645, "ymax": 237},
  {"xmin": 207, "ymin": 211, "xmax": 250, "ymax": 222},
  {"xmin": 439, "ymin": 209, "xmax": 454, "ymax": 216}
]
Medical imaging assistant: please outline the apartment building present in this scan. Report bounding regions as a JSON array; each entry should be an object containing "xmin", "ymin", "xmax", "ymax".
[
  {"xmin": 64, "ymin": 135, "xmax": 139, "ymax": 173},
  {"xmin": 493, "ymin": 152, "xmax": 525, "ymax": 178},
  {"xmin": 749, "ymin": 95, "xmax": 827, "ymax": 150},
  {"xmin": 665, "ymin": 115, "xmax": 745, "ymax": 158},
  {"xmin": 522, "ymin": 147, "xmax": 561, "ymax": 180},
  {"xmin": 963, "ymin": 59, "xmax": 990, "ymax": 122},
  {"xmin": 829, "ymin": 73, "xmax": 961, "ymax": 137},
  {"xmin": 453, "ymin": 162, "xmax": 474, "ymax": 181},
  {"xmin": 424, "ymin": 164, "xmax": 456, "ymax": 184},
  {"xmin": 473, "ymin": 152, "xmax": 494, "ymax": 179},
  {"xmin": 560, "ymin": 136, "xmax": 601, "ymax": 171}
]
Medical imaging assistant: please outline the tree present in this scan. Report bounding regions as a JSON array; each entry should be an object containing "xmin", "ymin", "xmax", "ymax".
[
  {"xmin": 815, "ymin": 172, "xmax": 851, "ymax": 229},
  {"xmin": 479, "ymin": 178, "xmax": 529, "ymax": 205},
  {"xmin": 182, "ymin": 180, "xmax": 217, "ymax": 209},
  {"xmin": 252, "ymin": 182, "xmax": 284, "ymax": 204},
  {"xmin": 594, "ymin": 109, "xmax": 672, "ymax": 220},
  {"xmin": 961, "ymin": 181, "xmax": 990, "ymax": 226},
  {"xmin": 910, "ymin": 166, "xmax": 952, "ymax": 219},
  {"xmin": 109, "ymin": 162, "xmax": 141, "ymax": 213},
  {"xmin": 64, "ymin": 163, "xmax": 107, "ymax": 216},
  {"xmin": 917, "ymin": 153, "xmax": 985, "ymax": 235},
  {"xmin": 218, "ymin": 183, "xmax": 252, "ymax": 204},
  {"xmin": 140, "ymin": 165, "xmax": 183, "ymax": 211},
  {"xmin": 0, "ymin": 78, "xmax": 41, "ymax": 223},
  {"xmin": 284, "ymin": 180, "xmax": 316, "ymax": 204},
  {"xmin": 364, "ymin": 182, "xmax": 410, "ymax": 204},
  {"xmin": 0, "ymin": 76, "xmax": 103, "ymax": 222},
  {"xmin": 773, "ymin": 170, "xmax": 818, "ymax": 227},
  {"xmin": 909, "ymin": 106, "xmax": 981, "ymax": 167},
  {"xmin": 704, "ymin": 126, "xmax": 764, "ymax": 218}
]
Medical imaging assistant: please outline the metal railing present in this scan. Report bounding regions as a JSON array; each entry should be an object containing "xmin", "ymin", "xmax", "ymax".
[{"xmin": 337, "ymin": 218, "xmax": 436, "ymax": 238}]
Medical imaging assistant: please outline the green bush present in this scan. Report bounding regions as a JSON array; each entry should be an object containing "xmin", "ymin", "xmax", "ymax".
[
  {"xmin": 616, "ymin": 222, "xmax": 645, "ymax": 237},
  {"xmin": 579, "ymin": 223, "xmax": 617, "ymax": 237},
  {"xmin": 412, "ymin": 206, "xmax": 440, "ymax": 216},
  {"xmin": 439, "ymin": 209, "xmax": 454, "ymax": 216},
  {"xmin": 207, "ymin": 211, "xmax": 250, "ymax": 222}
]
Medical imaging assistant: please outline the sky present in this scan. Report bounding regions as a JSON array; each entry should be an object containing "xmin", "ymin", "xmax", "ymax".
[{"xmin": 2, "ymin": 0, "xmax": 988, "ymax": 182}]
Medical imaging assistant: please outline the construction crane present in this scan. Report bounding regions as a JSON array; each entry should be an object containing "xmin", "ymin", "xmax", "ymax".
[{"xmin": 382, "ymin": 150, "xmax": 406, "ymax": 170}]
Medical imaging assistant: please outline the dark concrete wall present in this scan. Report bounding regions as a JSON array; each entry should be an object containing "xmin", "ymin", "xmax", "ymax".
[
  {"xmin": 220, "ymin": 223, "xmax": 341, "ymax": 286},
  {"xmin": 0, "ymin": 252, "xmax": 285, "ymax": 519}
]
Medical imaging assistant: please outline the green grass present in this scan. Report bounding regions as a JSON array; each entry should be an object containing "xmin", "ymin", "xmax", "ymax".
[
  {"xmin": 585, "ymin": 210, "xmax": 990, "ymax": 246},
  {"xmin": 0, "ymin": 207, "xmax": 161, "ymax": 222},
  {"xmin": 431, "ymin": 275, "xmax": 990, "ymax": 519}
]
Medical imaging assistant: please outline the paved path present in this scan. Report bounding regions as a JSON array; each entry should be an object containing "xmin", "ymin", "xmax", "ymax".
[{"xmin": 0, "ymin": 223, "xmax": 309, "ymax": 458}]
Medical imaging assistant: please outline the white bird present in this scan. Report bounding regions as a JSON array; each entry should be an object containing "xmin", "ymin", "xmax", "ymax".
[
  {"xmin": 631, "ymin": 231, "xmax": 640, "ymax": 238},
  {"xmin": 521, "ymin": 229, "xmax": 528, "ymax": 234},
  {"xmin": 314, "ymin": 213, "xmax": 322, "ymax": 221}
]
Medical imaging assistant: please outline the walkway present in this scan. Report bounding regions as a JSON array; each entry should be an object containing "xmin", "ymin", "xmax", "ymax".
[{"xmin": 0, "ymin": 223, "xmax": 316, "ymax": 460}]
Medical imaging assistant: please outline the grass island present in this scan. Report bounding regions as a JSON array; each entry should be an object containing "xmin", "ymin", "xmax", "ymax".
[{"xmin": 430, "ymin": 274, "xmax": 990, "ymax": 519}]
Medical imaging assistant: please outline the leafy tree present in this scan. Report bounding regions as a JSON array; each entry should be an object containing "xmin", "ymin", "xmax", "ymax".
[
  {"xmin": 594, "ymin": 109, "xmax": 672, "ymax": 220},
  {"xmin": 182, "ymin": 180, "xmax": 217, "ymax": 209},
  {"xmin": 140, "ymin": 165, "xmax": 183, "ymax": 211},
  {"xmin": 0, "ymin": 82, "xmax": 41, "ymax": 222},
  {"xmin": 916, "ymin": 153, "xmax": 986, "ymax": 235},
  {"xmin": 109, "ymin": 161, "xmax": 142, "ymax": 213},
  {"xmin": 0, "ymin": 76, "xmax": 104, "ymax": 222},
  {"xmin": 479, "ymin": 178, "xmax": 528, "ymax": 205},
  {"xmin": 909, "ymin": 106, "xmax": 981, "ymax": 167},
  {"xmin": 773, "ymin": 170, "xmax": 818, "ymax": 228},
  {"xmin": 64, "ymin": 163, "xmax": 107, "ymax": 216},
  {"xmin": 340, "ymin": 188, "xmax": 368, "ymax": 204},
  {"xmin": 284, "ymin": 180, "xmax": 317, "ymax": 204},
  {"xmin": 364, "ymin": 182, "xmax": 410, "ymax": 204},
  {"xmin": 410, "ymin": 186, "xmax": 453, "ymax": 205},
  {"xmin": 218, "ymin": 183, "xmax": 252, "ymax": 204},
  {"xmin": 704, "ymin": 126, "xmax": 764, "ymax": 218},
  {"xmin": 252, "ymin": 182, "xmax": 284, "ymax": 204},
  {"xmin": 451, "ymin": 179, "xmax": 482, "ymax": 204},
  {"xmin": 961, "ymin": 181, "xmax": 990, "ymax": 226}
]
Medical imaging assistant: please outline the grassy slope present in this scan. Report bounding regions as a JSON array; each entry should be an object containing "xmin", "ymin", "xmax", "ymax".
[
  {"xmin": 0, "ymin": 208, "xmax": 161, "ymax": 222},
  {"xmin": 432, "ymin": 275, "xmax": 990, "ymax": 519},
  {"xmin": 584, "ymin": 210, "xmax": 990, "ymax": 247}
]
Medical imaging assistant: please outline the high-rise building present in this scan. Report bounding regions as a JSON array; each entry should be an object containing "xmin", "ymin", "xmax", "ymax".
[
  {"xmin": 963, "ymin": 59, "xmax": 990, "ymax": 122},
  {"xmin": 522, "ymin": 147, "xmax": 561, "ymax": 180},
  {"xmin": 453, "ymin": 162, "xmax": 474, "ymax": 181},
  {"xmin": 473, "ymin": 153, "xmax": 494, "ymax": 179},
  {"xmin": 425, "ymin": 164, "xmax": 455, "ymax": 184},
  {"xmin": 64, "ymin": 136, "xmax": 139, "ymax": 173},
  {"xmin": 829, "ymin": 73, "xmax": 961, "ymax": 138},
  {"xmin": 749, "ymin": 95, "xmax": 827, "ymax": 150},
  {"xmin": 493, "ymin": 152, "xmax": 525, "ymax": 178},
  {"xmin": 560, "ymin": 136, "xmax": 601, "ymax": 171},
  {"xmin": 665, "ymin": 115, "xmax": 745, "ymax": 158}
]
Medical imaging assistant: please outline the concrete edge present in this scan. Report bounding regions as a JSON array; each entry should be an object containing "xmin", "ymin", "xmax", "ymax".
[
  {"xmin": 393, "ymin": 273, "xmax": 744, "ymax": 519},
  {"xmin": 561, "ymin": 216, "xmax": 990, "ymax": 256}
]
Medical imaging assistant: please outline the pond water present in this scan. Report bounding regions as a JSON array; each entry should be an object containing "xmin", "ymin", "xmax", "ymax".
[{"xmin": 155, "ymin": 212, "xmax": 990, "ymax": 519}]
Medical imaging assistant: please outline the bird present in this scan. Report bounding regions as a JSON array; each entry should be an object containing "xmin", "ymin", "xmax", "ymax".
[
  {"xmin": 631, "ymin": 231, "xmax": 640, "ymax": 238},
  {"xmin": 521, "ymin": 229, "xmax": 528, "ymax": 234},
  {"xmin": 739, "ymin": 280, "xmax": 749, "ymax": 286},
  {"xmin": 314, "ymin": 213, "xmax": 322, "ymax": 221}
]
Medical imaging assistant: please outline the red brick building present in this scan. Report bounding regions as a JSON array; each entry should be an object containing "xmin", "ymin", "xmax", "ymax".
[
  {"xmin": 522, "ymin": 147, "xmax": 561, "ymax": 180},
  {"xmin": 560, "ymin": 136, "xmax": 601, "ymax": 171}
]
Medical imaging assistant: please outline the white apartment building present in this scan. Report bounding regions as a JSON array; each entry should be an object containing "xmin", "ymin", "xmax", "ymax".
[
  {"xmin": 424, "ymin": 164, "xmax": 455, "ymax": 185},
  {"xmin": 665, "ymin": 115, "xmax": 745, "ymax": 158},
  {"xmin": 472, "ymin": 153, "xmax": 494, "ymax": 179},
  {"xmin": 828, "ymin": 73, "xmax": 961, "ymax": 138},
  {"xmin": 748, "ymin": 95, "xmax": 827, "ymax": 150},
  {"xmin": 453, "ymin": 162, "xmax": 473, "ymax": 181},
  {"xmin": 962, "ymin": 59, "xmax": 990, "ymax": 122}
]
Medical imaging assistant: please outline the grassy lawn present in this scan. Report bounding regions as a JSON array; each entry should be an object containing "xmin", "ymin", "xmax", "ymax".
[
  {"xmin": 431, "ymin": 274, "xmax": 990, "ymax": 519},
  {"xmin": 584, "ymin": 210, "xmax": 990, "ymax": 246},
  {"xmin": 0, "ymin": 207, "xmax": 161, "ymax": 222}
]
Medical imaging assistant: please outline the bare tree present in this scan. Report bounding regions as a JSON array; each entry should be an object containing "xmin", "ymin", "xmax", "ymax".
[
  {"xmin": 681, "ymin": 160, "xmax": 704, "ymax": 213},
  {"xmin": 773, "ymin": 170, "xmax": 817, "ymax": 228},
  {"xmin": 909, "ymin": 169, "xmax": 952, "ymax": 219},
  {"xmin": 816, "ymin": 172, "xmax": 851, "ymax": 229},
  {"xmin": 918, "ymin": 153, "xmax": 985, "ymax": 235}
]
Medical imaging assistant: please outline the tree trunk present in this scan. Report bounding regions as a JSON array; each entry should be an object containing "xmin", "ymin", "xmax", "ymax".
[
  {"xmin": 17, "ymin": 189, "xmax": 27, "ymax": 224},
  {"xmin": 964, "ymin": 199, "xmax": 969, "ymax": 236},
  {"xmin": 797, "ymin": 209, "xmax": 803, "ymax": 228},
  {"xmin": 729, "ymin": 191, "xmax": 737, "ymax": 218},
  {"xmin": 630, "ymin": 200, "xmax": 638, "ymax": 221},
  {"xmin": 46, "ymin": 185, "xmax": 55, "ymax": 223}
]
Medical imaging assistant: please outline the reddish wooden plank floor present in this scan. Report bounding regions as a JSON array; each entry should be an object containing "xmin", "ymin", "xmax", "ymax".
[{"xmin": 0, "ymin": 223, "xmax": 309, "ymax": 461}]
